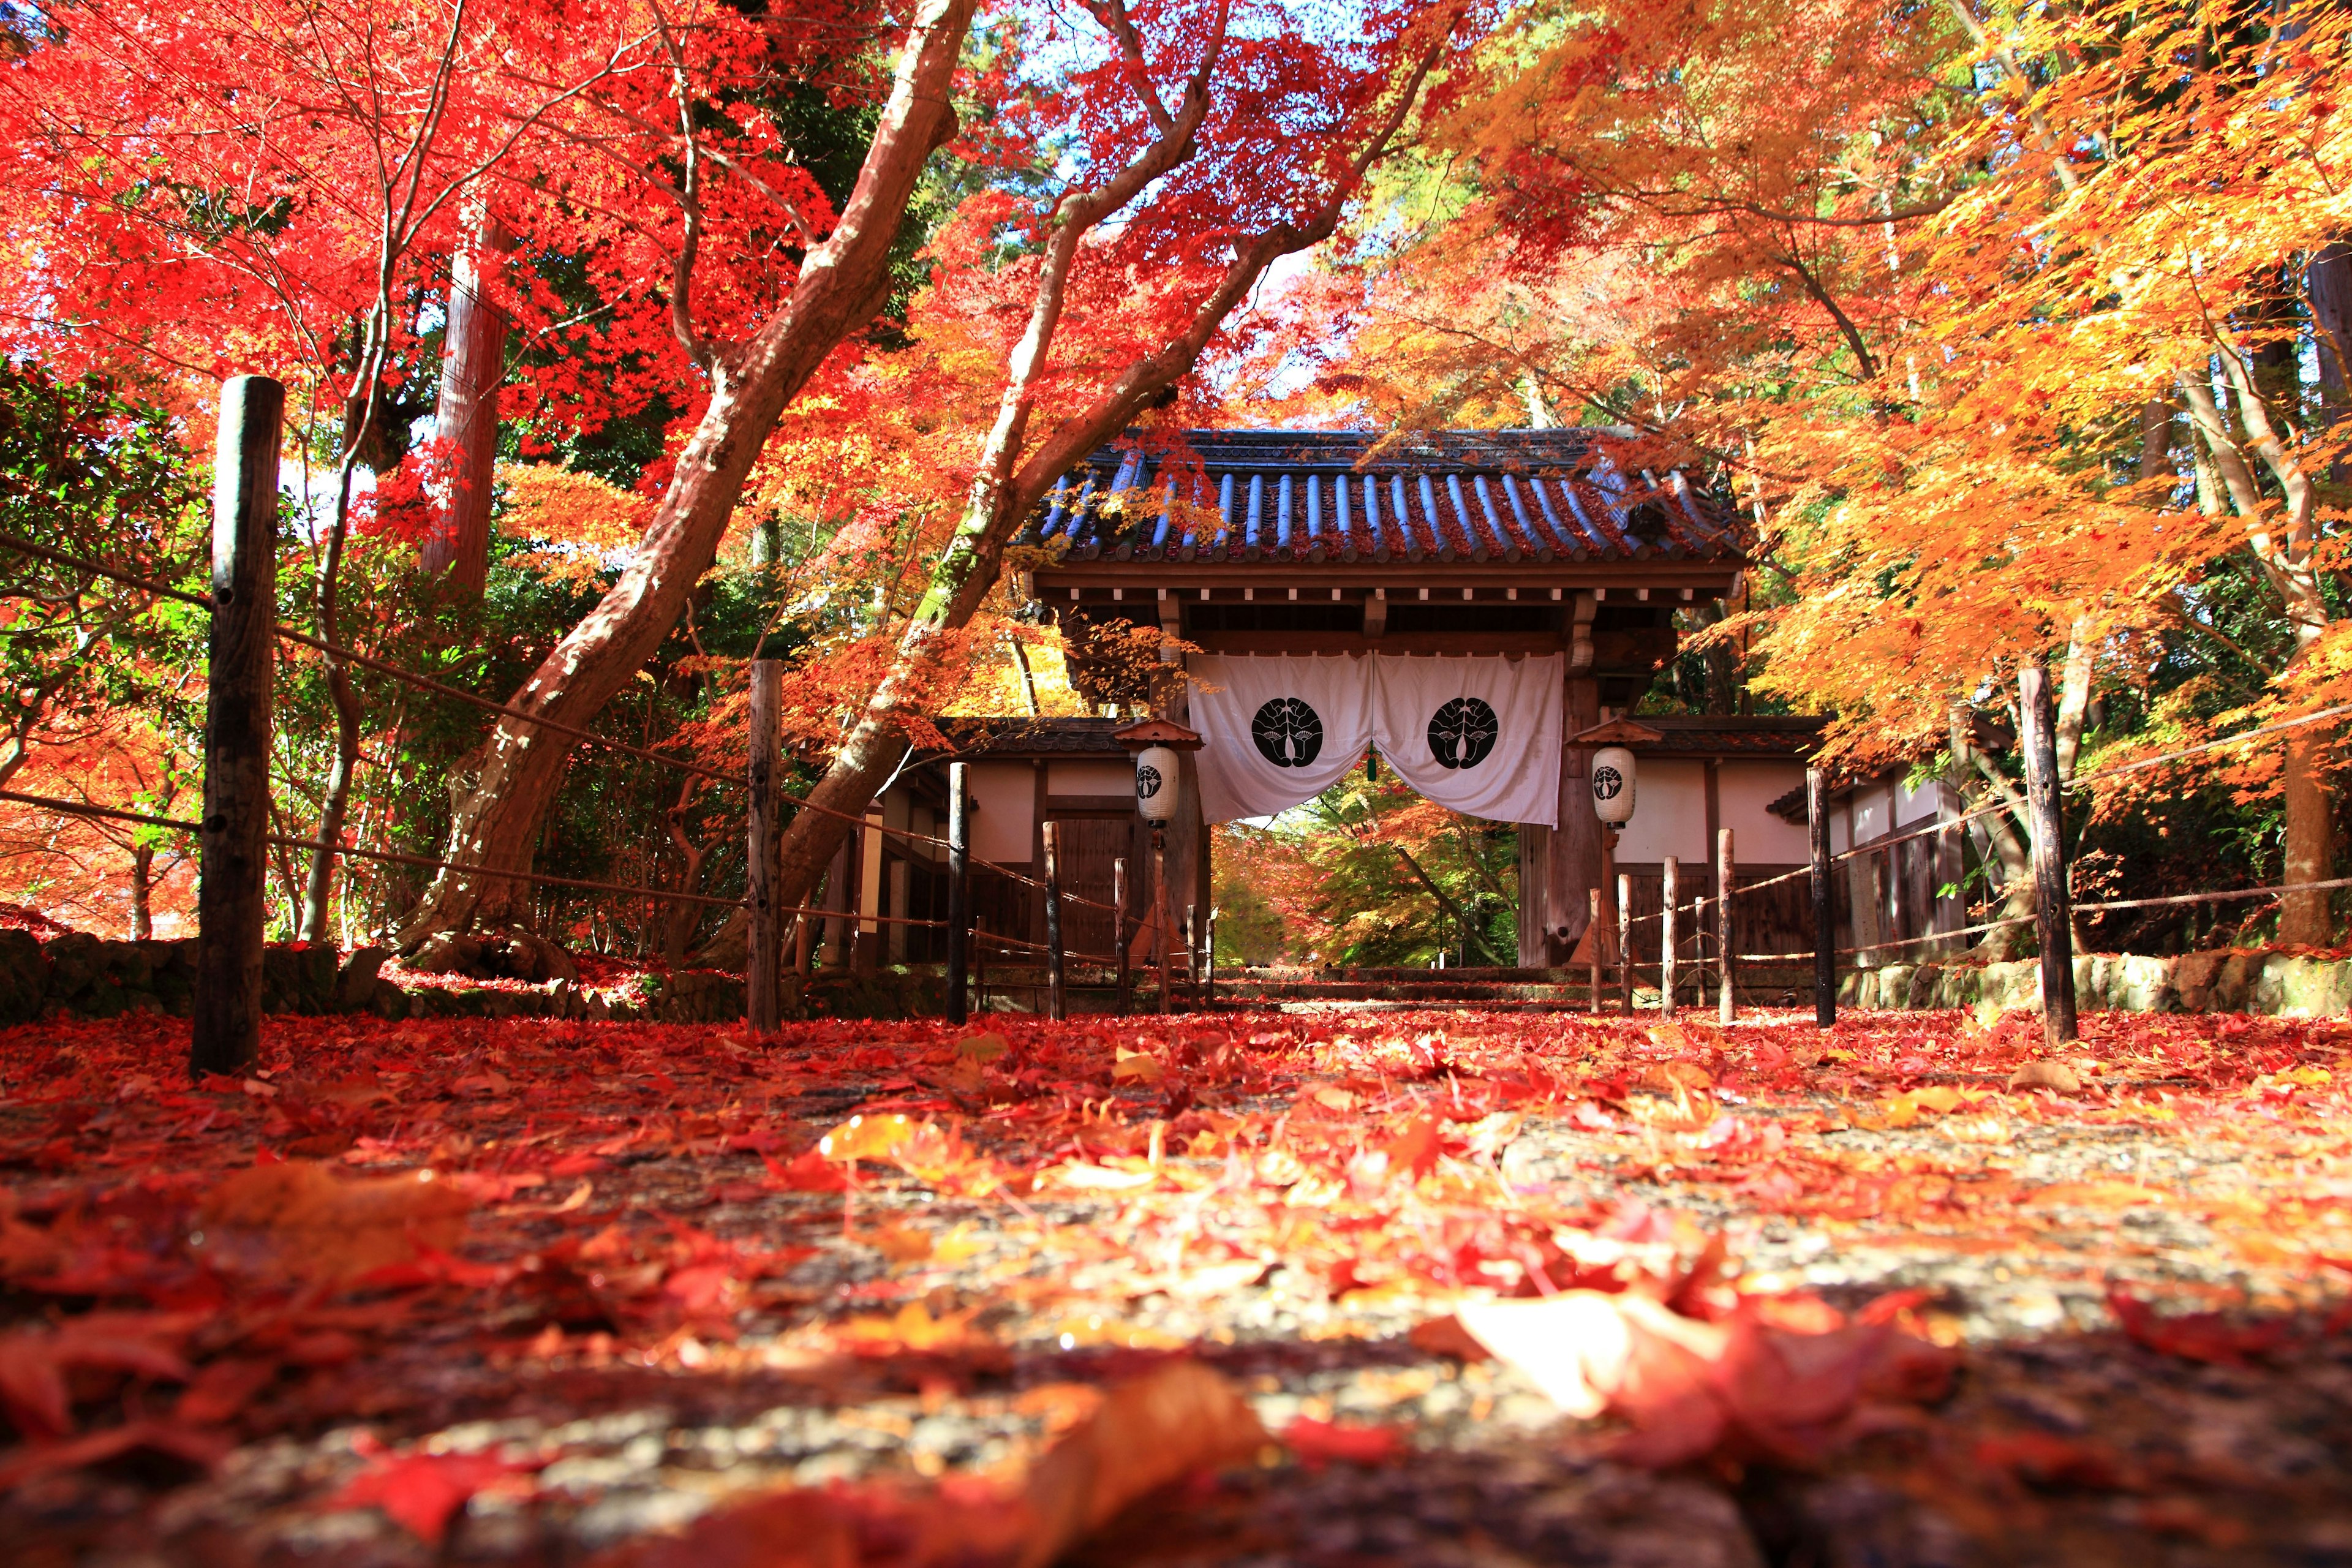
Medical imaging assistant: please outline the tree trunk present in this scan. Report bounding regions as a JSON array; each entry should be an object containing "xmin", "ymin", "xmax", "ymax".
[
  {"xmin": 391, "ymin": 0, "xmax": 976, "ymax": 950},
  {"xmin": 2312, "ymin": 241, "xmax": 2351, "ymax": 483},
  {"xmin": 130, "ymin": 842, "xmax": 153, "ymax": 941},
  {"xmin": 423, "ymin": 211, "xmax": 514, "ymax": 600},
  {"xmin": 301, "ymin": 398, "xmax": 377, "ymax": 944},
  {"xmin": 1951, "ymin": 704, "xmax": 2037, "ymax": 961},
  {"xmin": 662, "ymin": 777, "xmax": 710, "ymax": 967}
]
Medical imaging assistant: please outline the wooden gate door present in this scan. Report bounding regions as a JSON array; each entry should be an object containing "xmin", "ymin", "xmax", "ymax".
[{"xmin": 1049, "ymin": 814, "xmax": 1133, "ymax": 967}]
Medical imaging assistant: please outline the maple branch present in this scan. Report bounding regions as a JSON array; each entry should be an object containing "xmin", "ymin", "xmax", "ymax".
[
  {"xmin": 1945, "ymin": 0, "xmax": 2082, "ymax": 195},
  {"xmin": 2158, "ymin": 590, "xmax": 2275, "ymax": 675},
  {"xmin": 923, "ymin": 0, "xmax": 1236, "ymax": 622},
  {"xmin": 1394, "ymin": 843, "xmax": 1507, "ymax": 966},
  {"xmin": 1623, "ymin": 189, "xmax": 1955, "ymax": 230},
  {"xmin": 654, "ymin": 0, "xmax": 722, "ymax": 372},
  {"xmin": 1003, "ymin": 28, "xmax": 1454, "ymax": 526},
  {"xmin": 1776, "ymin": 243, "xmax": 1880, "ymax": 382}
]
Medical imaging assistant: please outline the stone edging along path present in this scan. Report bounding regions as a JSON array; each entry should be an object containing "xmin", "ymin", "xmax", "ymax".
[
  {"xmin": 0, "ymin": 929, "xmax": 751, "ymax": 1027},
  {"xmin": 1840, "ymin": 947, "xmax": 2352, "ymax": 1016},
  {"xmin": 9, "ymin": 925, "xmax": 2342, "ymax": 1025}
]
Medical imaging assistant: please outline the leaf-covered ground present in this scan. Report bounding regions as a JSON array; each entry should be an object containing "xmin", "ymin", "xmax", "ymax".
[{"xmin": 4, "ymin": 1005, "xmax": 2351, "ymax": 1566}]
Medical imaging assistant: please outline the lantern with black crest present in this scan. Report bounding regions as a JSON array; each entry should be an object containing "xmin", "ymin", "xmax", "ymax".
[{"xmin": 1591, "ymin": 745, "xmax": 1637, "ymax": 825}]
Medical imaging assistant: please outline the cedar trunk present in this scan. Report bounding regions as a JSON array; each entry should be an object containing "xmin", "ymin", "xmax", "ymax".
[{"xmin": 423, "ymin": 213, "xmax": 514, "ymax": 600}]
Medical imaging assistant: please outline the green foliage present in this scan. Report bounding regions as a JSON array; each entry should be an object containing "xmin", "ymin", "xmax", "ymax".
[
  {"xmin": 1218, "ymin": 775, "xmax": 1519, "ymax": 969},
  {"xmin": 0, "ymin": 362, "xmax": 206, "ymax": 777}
]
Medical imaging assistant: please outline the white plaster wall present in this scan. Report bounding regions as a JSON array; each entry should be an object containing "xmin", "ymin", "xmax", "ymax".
[
  {"xmin": 1612, "ymin": 758, "xmax": 1709, "ymax": 862},
  {"xmin": 1717, "ymin": 761, "xmax": 1811, "ymax": 862},
  {"xmin": 1894, "ymin": 774, "xmax": 1941, "ymax": 826},
  {"xmin": 1831, "ymin": 801, "xmax": 1850, "ymax": 854},
  {"xmin": 968, "ymin": 762, "xmax": 1035, "ymax": 865},
  {"xmin": 1849, "ymin": 782, "xmax": 1894, "ymax": 845},
  {"xmin": 1047, "ymin": 759, "xmax": 1134, "ymax": 797}
]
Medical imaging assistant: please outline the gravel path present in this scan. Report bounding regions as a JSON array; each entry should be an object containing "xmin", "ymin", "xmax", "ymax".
[{"xmin": 3, "ymin": 1005, "xmax": 2350, "ymax": 1566}]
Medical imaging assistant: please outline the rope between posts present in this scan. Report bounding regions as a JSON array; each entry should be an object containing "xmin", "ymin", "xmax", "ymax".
[
  {"xmin": 0, "ymin": 529, "xmax": 214, "ymax": 611},
  {"xmin": 0, "ymin": 789, "xmax": 203, "ymax": 835},
  {"xmin": 779, "ymin": 906, "xmax": 945, "ymax": 931},
  {"xmin": 2066, "ymin": 701, "xmax": 2352, "ymax": 790},
  {"xmin": 273, "ymin": 623, "xmax": 739, "ymax": 786},
  {"xmin": 1825, "ymin": 875, "xmax": 2352, "ymax": 958},
  {"xmin": 0, "ymin": 783, "xmax": 748, "ymax": 912},
  {"xmin": 261, "ymin": 834, "xmax": 749, "ymax": 911},
  {"xmin": 0, "ymin": 532, "xmax": 1023, "ymax": 845}
]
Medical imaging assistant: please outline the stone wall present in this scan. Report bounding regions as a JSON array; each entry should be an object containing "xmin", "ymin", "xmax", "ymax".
[
  {"xmin": 0, "ymin": 930, "xmax": 753, "ymax": 1027},
  {"xmin": 1838, "ymin": 950, "xmax": 2352, "ymax": 1017}
]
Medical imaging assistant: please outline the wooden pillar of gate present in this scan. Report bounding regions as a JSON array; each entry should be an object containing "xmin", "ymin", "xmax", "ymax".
[{"xmin": 192, "ymin": 376, "xmax": 282, "ymax": 1083}]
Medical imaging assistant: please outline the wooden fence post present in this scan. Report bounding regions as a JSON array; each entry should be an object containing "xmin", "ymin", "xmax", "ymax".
[
  {"xmin": 1588, "ymin": 887, "xmax": 1602, "ymax": 1014},
  {"xmin": 1042, "ymin": 820, "xmax": 1066, "ymax": 1022},
  {"xmin": 2019, "ymin": 662, "xmax": 2079, "ymax": 1042},
  {"xmin": 1202, "ymin": 904, "xmax": 1216, "ymax": 1010},
  {"xmin": 192, "ymin": 375, "xmax": 282, "ymax": 1083},
  {"xmin": 1617, "ymin": 872, "xmax": 1634, "ymax": 1016},
  {"xmin": 1153, "ymin": 829, "xmax": 1171, "ymax": 1016},
  {"xmin": 973, "ymin": 918, "xmax": 987, "ymax": 1016},
  {"xmin": 745, "ymin": 658, "xmax": 782, "ymax": 1032},
  {"xmin": 1114, "ymin": 856, "xmax": 1130, "ymax": 1016},
  {"xmin": 1183, "ymin": 902, "xmax": 1196, "ymax": 1014},
  {"xmin": 945, "ymin": 763, "xmax": 970, "ymax": 1025},
  {"xmin": 1660, "ymin": 856, "xmax": 1679, "ymax": 1017},
  {"xmin": 1717, "ymin": 827, "xmax": 1736, "ymax": 1025},
  {"xmin": 1807, "ymin": 766, "xmax": 1835, "ymax": 1029}
]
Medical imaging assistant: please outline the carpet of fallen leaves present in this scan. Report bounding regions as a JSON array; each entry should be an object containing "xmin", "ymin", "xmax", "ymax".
[{"xmin": 5, "ymin": 1003, "xmax": 2352, "ymax": 1567}]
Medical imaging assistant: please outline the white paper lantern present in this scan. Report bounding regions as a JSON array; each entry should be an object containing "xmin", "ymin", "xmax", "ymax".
[
  {"xmin": 1590, "ymin": 745, "xmax": 1637, "ymax": 824},
  {"xmin": 1135, "ymin": 745, "xmax": 1180, "ymax": 822}
]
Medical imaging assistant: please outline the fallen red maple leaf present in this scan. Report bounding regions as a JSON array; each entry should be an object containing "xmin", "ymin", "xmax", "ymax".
[
  {"xmin": 328, "ymin": 1449, "xmax": 541, "ymax": 1545},
  {"xmin": 762, "ymin": 1148, "xmax": 850, "ymax": 1193},
  {"xmin": 1284, "ymin": 1415, "xmax": 1409, "ymax": 1468},
  {"xmin": 1453, "ymin": 1287, "xmax": 1953, "ymax": 1467},
  {"xmin": 2106, "ymin": 1289, "xmax": 2290, "ymax": 1367}
]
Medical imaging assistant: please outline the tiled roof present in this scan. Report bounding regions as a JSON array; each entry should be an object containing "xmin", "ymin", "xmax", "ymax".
[
  {"xmin": 922, "ymin": 717, "xmax": 1128, "ymax": 758},
  {"xmin": 1019, "ymin": 429, "xmax": 1741, "ymax": 566},
  {"xmin": 1625, "ymin": 717, "xmax": 1823, "ymax": 758}
]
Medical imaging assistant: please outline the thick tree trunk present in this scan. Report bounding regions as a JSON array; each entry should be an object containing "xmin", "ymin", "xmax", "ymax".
[
  {"xmin": 423, "ymin": 212, "xmax": 514, "ymax": 600},
  {"xmin": 2313, "ymin": 242, "xmax": 2351, "ymax": 482},
  {"xmin": 391, "ymin": 0, "xmax": 976, "ymax": 951},
  {"xmin": 1951, "ymin": 703, "xmax": 2037, "ymax": 962}
]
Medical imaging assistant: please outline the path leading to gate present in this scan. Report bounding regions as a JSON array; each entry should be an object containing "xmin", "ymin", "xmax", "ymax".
[{"xmin": 4, "ymin": 1006, "xmax": 2350, "ymax": 1565}]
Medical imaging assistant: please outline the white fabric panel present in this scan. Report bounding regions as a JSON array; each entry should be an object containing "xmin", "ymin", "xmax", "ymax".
[
  {"xmin": 1188, "ymin": 654, "xmax": 1561, "ymax": 826},
  {"xmin": 1189, "ymin": 655, "xmax": 1376, "ymax": 822},
  {"xmin": 1370, "ymin": 654, "xmax": 1562, "ymax": 827}
]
